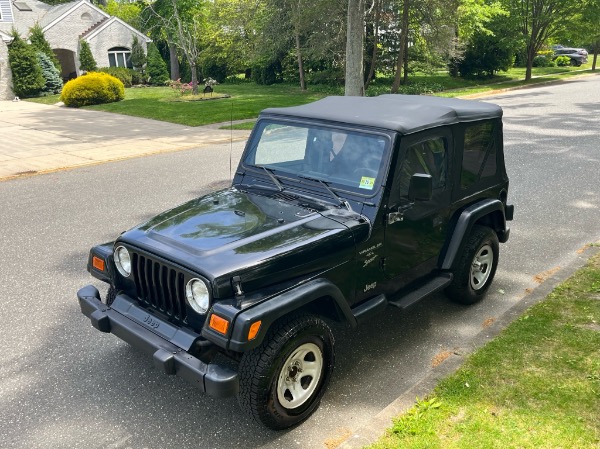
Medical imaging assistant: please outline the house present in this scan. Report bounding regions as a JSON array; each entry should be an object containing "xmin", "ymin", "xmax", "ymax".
[{"xmin": 0, "ymin": 0, "xmax": 150, "ymax": 100}]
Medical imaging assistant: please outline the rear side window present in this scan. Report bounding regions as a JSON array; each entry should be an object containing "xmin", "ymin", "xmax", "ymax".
[{"xmin": 461, "ymin": 122, "xmax": 497, "ymax": 189}]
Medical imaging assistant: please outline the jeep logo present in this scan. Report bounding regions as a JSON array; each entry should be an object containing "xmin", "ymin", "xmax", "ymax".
[
  {"xmin": 364, "ymin": 282, "xmax": 377, "ymax": 292},
  {"xmin": 143, "ymin": 315, "xmax": 160, "ymax": 329}
]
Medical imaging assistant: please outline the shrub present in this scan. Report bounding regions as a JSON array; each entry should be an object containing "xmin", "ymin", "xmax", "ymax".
[
  {"xmin": 29, "ymin": 23, "xmax": 61, "ymax": 72},
  {"xmin": 61, "ymin": 72, "xmax": 124, "ymax": 107},
  {"xmin": 37, "ymin": 51, "xmax": 63, "ymax": 95},
  {"xmin": 7, "ymin": 31, "xmax": 45, "ymax": 98},
  {"xmin": 533, "ymin": 55, "xmax": 555, "ymax": 67},
  {"xmin": 130, "ymin": 35, "xmax": 146, "ymax": 71},
  {"xmin": 251, "ymin": 59, "xmax": 282, "ymax": 85},
  {"xmin": 79, "ymin": 40, "xmax": 97, "ymax": 72},
  {"xmin": 555, "ymin": 55, "xmax": 571, "ymax": 67},
  {"xmin": 98, "ymin": 66, "xmax": 132, "ymax": 87},
  {"xmin": 129, "ymin": 69, "xmax": 146, "ymax": 85},
  {"xmin": 458, "ymin": 31, "xmax": 514, "ymax": 78},
  {"xmin": 146, "ymin": 43, "xmax": 169, "ymax": 86}
]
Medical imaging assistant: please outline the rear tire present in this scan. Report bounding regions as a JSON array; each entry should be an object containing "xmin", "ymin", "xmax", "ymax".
[
  {"xmin": 446, "ymin": 225, "xmax": 499, "ymax": 305},
  {"xmin": 238, "ymin": 314, "xmax": 334, "ymax": 430}
]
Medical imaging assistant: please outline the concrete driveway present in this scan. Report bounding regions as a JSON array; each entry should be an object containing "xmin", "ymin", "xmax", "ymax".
[{"xmin": 0, "ymin": 101, "xmax": 250, "ymax": 180}]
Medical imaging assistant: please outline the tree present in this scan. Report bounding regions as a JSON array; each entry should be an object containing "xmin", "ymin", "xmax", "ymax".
[
  {"xmin": 79, "ymin": 40, "xmax": 97, "ymax": 72},
  {"xmin": 7, "ymin": 31, "xmax": 45, "ymax": 98},
  {"xmin": 504, "ymin": 0, "xmax": 576, "ymax": 80},
  {"xmin": 101, "ymin": 0, "xmax": 142, "ymax": 29},
  {"xmin": 143, "ymin": 0, "xmax": 205, "ymax": 93},
  {"xmin": 29, "ymin": 23, "xmax": 61, "ymax": 72},
  {"xmin": 345, "ymin": 0, "xmax": 365, "ymax": 96},
  {"xmin": 37, "ymin": 52, "xmax": 63, "ymax": 95},
  {"xmin": 558, "ymin": 0, "xmax": 600, "ymax": 70},
  {"xmin": 146, "ymin": 43, "xmax": 169, "ymax": 85},
  {"xmin": 391, "ymin": 0, "xmax": 410, "ymax": 93},
  {"xmin": 130, "ymin": 35, "xmax": 146, "ymax": 72}
]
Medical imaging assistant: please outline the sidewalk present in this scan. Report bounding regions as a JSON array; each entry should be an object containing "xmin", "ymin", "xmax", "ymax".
[{"xmin": 0, "ymin": 101, "xmax": 251, "ymax": 181}]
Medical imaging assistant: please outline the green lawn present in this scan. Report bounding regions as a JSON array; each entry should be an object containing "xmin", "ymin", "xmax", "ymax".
[
  {"xmin": 88, "ymin": 84, "xmax": 326, "ymax": 126},
  {"xmin": 368, "ymin": 249, "xmax": 600, "ymax": 449},
  {"xmin": 25, "ymin": 65, "xmax": 594, "ymax": 126}
]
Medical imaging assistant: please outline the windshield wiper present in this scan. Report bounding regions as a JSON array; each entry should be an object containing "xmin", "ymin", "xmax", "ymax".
[
  {"xmin": 297, "ymin": 174, "xmax": 351, "ymax": 210},
  {"xmin": 256, "ymin": 165, "xmax": 284, "ymax": 192}
]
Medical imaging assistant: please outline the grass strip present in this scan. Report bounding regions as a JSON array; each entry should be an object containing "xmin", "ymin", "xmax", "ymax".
[{"xmin": 368, "ymin": 250, "xmax": 600, "ymax": 449}]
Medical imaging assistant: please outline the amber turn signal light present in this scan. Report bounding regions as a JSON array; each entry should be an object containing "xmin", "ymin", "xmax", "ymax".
[
  {"xmin": 247, "ymin": 321, "xmax": 262, "ymax": 340},
  {"xmin": 92, "ymin": 256, "xmax": 105, "ymax": 272},
  {"xmin": 209, "ymin": 314, "xmax": 229, "ymax": 335}
]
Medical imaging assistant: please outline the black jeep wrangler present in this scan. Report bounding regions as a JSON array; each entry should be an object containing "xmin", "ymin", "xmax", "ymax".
[{"xmin": 78, "ymin": 94, "xmax": 513, "ymax": 429}]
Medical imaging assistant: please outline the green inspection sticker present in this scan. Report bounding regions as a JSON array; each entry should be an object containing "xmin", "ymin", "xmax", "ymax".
[{"xmin": 359, "ymin": 176, "xmax": 375, "ymax": 190}]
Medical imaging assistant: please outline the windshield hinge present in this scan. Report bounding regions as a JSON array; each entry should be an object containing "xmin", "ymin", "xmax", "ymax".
[{"xmin": 232, "ymin": 276, "xmax": 244, "ymax": 297}]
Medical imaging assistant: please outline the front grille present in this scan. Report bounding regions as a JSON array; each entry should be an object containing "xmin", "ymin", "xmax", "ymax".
[{"xmin": 131, "ymin": 251, "xmax": 188, "ymax": 322}]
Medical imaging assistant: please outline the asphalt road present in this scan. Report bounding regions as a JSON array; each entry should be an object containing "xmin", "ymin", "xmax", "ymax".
[{"xmin": 1, "ymin": 75, "xmax": 599, "ymax": 449}]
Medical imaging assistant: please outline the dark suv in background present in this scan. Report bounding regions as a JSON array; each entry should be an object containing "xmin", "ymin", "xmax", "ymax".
[{"xmin": 553, "ymin": 46, "xmax": 589, "ymax": 66}]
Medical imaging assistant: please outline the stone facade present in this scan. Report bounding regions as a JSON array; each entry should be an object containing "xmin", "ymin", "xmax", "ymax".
[
  {"xmin": 0, "ymin": 32, "xmax": 12, "ymax": 100},
  {"xmin": 0, "ymin": 0, "xmax": 150, "ymax": 100}
]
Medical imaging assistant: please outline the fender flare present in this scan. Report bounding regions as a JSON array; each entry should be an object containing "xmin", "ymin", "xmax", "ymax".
[
  {"xmin": 441, "ymin": 199, "xmax": 508, "ymax": 271},
  {"xmin": 224, "ymin": 278, "xmax": 356, "ymax": 352}
]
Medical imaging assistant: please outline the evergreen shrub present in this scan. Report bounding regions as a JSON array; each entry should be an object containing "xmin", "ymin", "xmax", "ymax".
[
  {"xmin": 29, "ymin": 23, "xmax": 61, "ymax": 72},
  {"xmin": 79, "ymin": 40, "xmax": 97, "ymax": 72},
  {"xmin": 146, "ymin": 43, "xmax": 169, "ymax": 86},
  {"xmin": 61, "ymin": 72, "xmax": 124, "ymax": 107},
  {"xmin": 129, "ymin": 69, "xmax": 145, "ymax": 85},
  {"xmin": 37, "ymin": 52, "xmax": 63, "ymax": 95},
  {"xmin": 99, "ymin": 67, "xmax": 132, "ymax": 87},
  {"xmin": 7, "ymin": 32, "xmax": 45, "ymax": 98}
]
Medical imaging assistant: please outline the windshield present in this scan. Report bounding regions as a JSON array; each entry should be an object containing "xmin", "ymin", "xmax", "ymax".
[{"xmin": 243, "ymin": 120, "xmax": 390, "ymax": 196}]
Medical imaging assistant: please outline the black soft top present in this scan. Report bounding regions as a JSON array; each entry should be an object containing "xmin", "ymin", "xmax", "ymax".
[{"xmin": 261, "ymin": 94, "xmax": 503, "ymax": 135}]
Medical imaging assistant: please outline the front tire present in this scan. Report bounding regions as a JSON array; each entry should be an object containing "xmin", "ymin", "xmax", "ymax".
[
  {"xmin": 446, "ymin": 225, "xmax": 499, "ymax": 305},
  {"xmin": 238, "ymin": 314, "xmax": 334, "ymax": 430}
]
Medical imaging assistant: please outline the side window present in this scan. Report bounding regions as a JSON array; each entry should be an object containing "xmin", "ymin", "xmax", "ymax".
[
  {"xmin": 461, "ymin": 122, "xmax": 497, "ymax": 189},
  {"xmin": 399, "ymin": 137, "xmax": 447, "ymax": 197}
]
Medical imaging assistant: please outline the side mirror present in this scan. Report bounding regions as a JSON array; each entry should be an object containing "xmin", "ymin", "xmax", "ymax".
[{"xmin": 408, "ymin": 173, "xmax": 433, "ymax": 201}]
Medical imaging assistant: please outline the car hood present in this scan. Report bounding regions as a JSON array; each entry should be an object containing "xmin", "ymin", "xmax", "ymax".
[{"xmin": 119, "ymin": 188, "xmax": 369, "ymax": 288}]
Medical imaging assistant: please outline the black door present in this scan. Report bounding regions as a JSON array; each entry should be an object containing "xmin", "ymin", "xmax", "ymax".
[{"xmin": 383, "ymin": 129, "xmax": 453, "ymax": 285}]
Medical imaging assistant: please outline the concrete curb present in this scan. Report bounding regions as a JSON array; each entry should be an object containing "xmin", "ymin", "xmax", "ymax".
[{"xmin": 337, "ymin": 243, "xmax": 600, "ymax": 449}]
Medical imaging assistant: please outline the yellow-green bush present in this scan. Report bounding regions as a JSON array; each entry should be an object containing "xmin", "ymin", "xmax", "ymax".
[{"xmin": 61, "ymin": 72, "xmax": 125, "ymax": 108}]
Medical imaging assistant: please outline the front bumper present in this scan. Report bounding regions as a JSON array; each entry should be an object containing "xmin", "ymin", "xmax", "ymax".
[{"xmin": 77, "ymin": 285, "xmax": 238, "ymax": 398}]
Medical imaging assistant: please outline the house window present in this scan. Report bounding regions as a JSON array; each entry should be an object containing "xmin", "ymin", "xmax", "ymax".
[{"xmin": 108, "ymin": 47, "xmax": 132, "ymax": 68}]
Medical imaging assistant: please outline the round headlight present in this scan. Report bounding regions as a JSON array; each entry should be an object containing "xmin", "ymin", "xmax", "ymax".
[
  {"xmin": 114, "ymin": 246, "xmax": 131, "ymax": 277},
  {"xmin": 185, "ymin": 278, "xmax": 210, "ymax": 314}
]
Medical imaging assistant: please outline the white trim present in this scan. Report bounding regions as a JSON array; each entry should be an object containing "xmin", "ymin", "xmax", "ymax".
[
  {"xmin": 0, "ymin": 0, "xmax": 14, "ymax": 23},
  {"xmin": 42, "ymin": 0, "xmax": 110, "ymax": 34},
  {"xmin": 84, "ymin": 16, "xmax": 151, "ymax": 43}
]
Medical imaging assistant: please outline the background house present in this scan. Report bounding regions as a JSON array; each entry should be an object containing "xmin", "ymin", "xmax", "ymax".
[{"xmin": 0, "ymin": 0, "xmax": 150, "ymax": 100}]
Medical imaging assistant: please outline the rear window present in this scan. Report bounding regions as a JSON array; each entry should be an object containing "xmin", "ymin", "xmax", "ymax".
[{"xmin": 461, "ymin": 122, "xmax": 497, "ymax": 189}]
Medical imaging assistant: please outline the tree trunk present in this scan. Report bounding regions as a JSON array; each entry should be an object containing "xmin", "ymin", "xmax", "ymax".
[
  {"xmin": 525, "ymin": 42, "xmax": 535, "ymax": 81},
  {"xmin": 191, "ymin": 63, "xmax": 198, "ymax": 95},
  {"xmin": 345, "ymin": 0, "xmax": 365, "ymax": 96},
  {"xmin": 593, "ymin": 40, "xmax": 599, "ymax": 71},
  {"xmin": 169, "ymin": 42, "xmax": 180, "ymax": 81},
  {"xmin": 391, "ymin": 0, "xmax": 409, "ymax": 93},
  {"xmin": 403, "ymin": 35, "xmax": 409, "ymax": 84},
  {"xmin": 364, "ymin": 0, "xmax": 380, "ymax": 89},
  {"xmin": 295, "ymin": 31, "xmax": 306, "ymax": 90}
]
